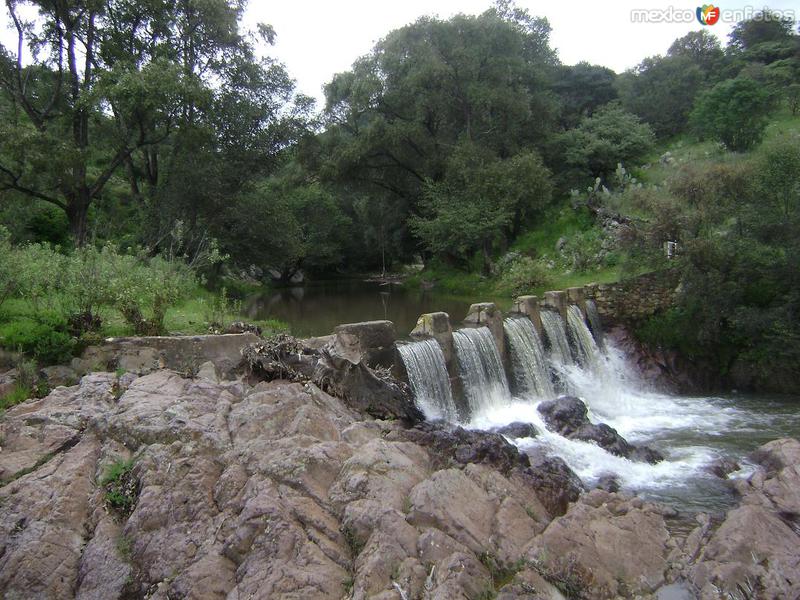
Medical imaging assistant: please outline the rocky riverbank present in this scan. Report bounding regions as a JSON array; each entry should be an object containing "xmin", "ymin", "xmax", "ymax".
[{"xmin": 1, "ymin": 336, "xmax": 799, "ymax": 599}]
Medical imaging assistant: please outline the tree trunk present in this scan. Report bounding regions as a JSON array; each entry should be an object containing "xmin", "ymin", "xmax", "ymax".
[{"xmin": 66, "ymin": 192, "xmax": 91, "ymax": 247}]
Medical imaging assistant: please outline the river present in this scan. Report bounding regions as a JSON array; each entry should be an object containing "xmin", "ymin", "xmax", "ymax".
[{"xmin": 246, "ymin": 279, "xmax": 800, "ymax": 513}]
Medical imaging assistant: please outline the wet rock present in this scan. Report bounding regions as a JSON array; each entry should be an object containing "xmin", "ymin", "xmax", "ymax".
[
  {"xmin": 538, "ymin": 396, "xmax": 663, "ymax": 464},
  {"xmin": 690, "ymin": 438, "xmax": 800, "ymax": 599},
  {"xmin": 522, "ymin": 451, "xmax": 584, "ymax": 517},
  {"xmin": 244, "ymin": 334, "xmax": 423, "ymax": 423},
  {"xmin": 705, "ymin": 456, "xmax": 740, "ymax": 479},
  {"xmin": 537, "ymin": 396, "xmax": 587, "ymax": 436},
  {"xmin": 596, "ymin": 473, "xmax": 621, "ymax": 493},
  {"xmin": 492, "ymin": 421, "xmax": 539, "ymax": 439},
  {"xmin": 397, "ymin": 422, "xmax": 529, "ymax": 474}
]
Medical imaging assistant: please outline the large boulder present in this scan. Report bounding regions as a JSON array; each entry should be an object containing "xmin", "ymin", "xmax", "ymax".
[
  {"xmin": 538, "ymin": 396, "xmax": 663, "ymax": 464},
  {"xmin": 525, "ymin": 490, "xmax": 681, "ymax": 598}
]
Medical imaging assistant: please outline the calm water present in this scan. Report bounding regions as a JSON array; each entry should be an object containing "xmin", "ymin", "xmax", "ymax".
[{"xmin": 242, "ymin": 280, "xmax": 496, "ymax": 338}]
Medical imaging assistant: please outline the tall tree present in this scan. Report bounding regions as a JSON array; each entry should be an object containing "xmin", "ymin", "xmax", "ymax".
[
  {"xmin": 0, "ymin": 0, "xmax": 304, "ymax": 248},
  {"xmin": 318, "ymin": 1, "xmax": 558, "ymax": 265}
]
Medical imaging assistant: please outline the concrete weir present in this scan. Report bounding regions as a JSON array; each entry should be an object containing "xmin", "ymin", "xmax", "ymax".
[{"xmin": 390, "ymin": 284, "xmax": 605, "ymax": 414}]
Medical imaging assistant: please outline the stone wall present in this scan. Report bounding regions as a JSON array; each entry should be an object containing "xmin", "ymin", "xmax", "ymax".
[{"xmin": 586, "ymin": 270, "xmax": 680, "ymax": 325}]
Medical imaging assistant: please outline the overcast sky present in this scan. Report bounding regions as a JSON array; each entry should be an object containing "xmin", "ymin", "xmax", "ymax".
[{"xmin": 3, "ymin": 1, "xmax": 799, "ymax": 107}]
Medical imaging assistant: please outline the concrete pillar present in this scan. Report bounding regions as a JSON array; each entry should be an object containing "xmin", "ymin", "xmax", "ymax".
[
  {"xmin": 463, "ymin": 302, "xmax": 505, "ymax": 360},
  {"xmin": 542, "ymin": 291, "xmax": 568, "ymax": 322},
  {"xmin": 566, "ymin": 286, "xmax": 587, "ymax": 318},
  {"xmin": 410, "ymin": 311, "xmax": 454, "ymax": 364},
  {"xmin": 333, "ymin": 320, "xmax": 396, "ymax": 369},
  {"xmin": 512, "ymin": 295, "xmax": 543, "ymax": 335}
]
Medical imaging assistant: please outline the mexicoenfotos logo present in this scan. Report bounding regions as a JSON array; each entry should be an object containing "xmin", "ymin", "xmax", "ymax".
[
  {"xmin": 697, "ymin": 4, "xmax": 721, "ymax": 25},
  {"xmin": 631, "ymin": 5, "xmax": 795, "ymax": 24}
]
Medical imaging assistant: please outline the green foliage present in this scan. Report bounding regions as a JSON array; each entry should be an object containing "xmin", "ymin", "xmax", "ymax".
[
  {"xmin": 552, "ymin": 62, "xmax": 618, "ymax": 128},
  {"xmin": 0, "ymin": 318, "xmax": 75, "ymax": 365},
  {"xmin": 411, "ymin": 143, "xmax": 552, "ymax": 272},
  {"xmin": 553, "ymin": 103, "xmax": 654, "ymax": 183},
  {"xmin": 101, "ymin": 459, "xmax": 138, "ymax": 518},
  {"xmin": 728, "ymin": 10, "xmax": 797, "ymax": 52},
  {"xmin": 1, "ymin": 384, "xmax": 32, "ymax": 412},
  {"xmin": 496, "ymin": 256, "xmax": 552, "ymax": 296},
  {"xmin": 618, "ymin": 55, "xmax": 706, "ymax": 138},
  {"xmin": 105, "ymin": 252, "xmax": 197, "ymax": 336},
  {"xmin": 755, "ymin": 134, "xmax": 800, "ymax": 220},
  {"xmin": 203, "ymin": 288, "xmax": 242, "ymax": 331},
  {"xmin": 691, "ymin": 78, "xmax": 774, "ymax": 151}
]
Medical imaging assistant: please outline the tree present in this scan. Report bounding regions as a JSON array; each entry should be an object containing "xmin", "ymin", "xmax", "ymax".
[
  {"xmin": 553, "ymin": 103, "xmax": 654, "ymax": 182},
  {"xmin": 668, "ymin": 30, "xmax": 724, "ymax": 71},
  {"xmin": 690, "ymin": 77, "xmax": 774, "ymax": 151},
  {"xmin": 410, "ymin": 143, "xmax": 552, "ymax": 273},
  {"xmin": 729, "ymin": 10, "xmax": 796, "ymax": 52},
  {"xmin": 552, "ymin": 62, "xmax": 618, "ymax": 129},
  {"xmin": 617, "ymin": 55, "xmax": 706, "ymax": 138},
  {"xmin": 0, "ymin": 0, "xmax": 183, "ymax": 245},
  {"xmin": 0, "ymin": 0, "xmax": 304, "ymax": 249},
  {"xmin": 317, "ymin": 3, "xmax": 559, "ymax": 265}
]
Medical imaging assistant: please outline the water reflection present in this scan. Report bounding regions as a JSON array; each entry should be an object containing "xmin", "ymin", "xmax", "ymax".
[{"xmin": 243, "ymin": 280, "xmax": 485, "ymax": 338}]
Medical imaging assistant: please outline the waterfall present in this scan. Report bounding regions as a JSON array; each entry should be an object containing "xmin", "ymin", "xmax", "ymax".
[
  {"xmin": 398, "ymin": 339, "xmax": 458, "ymax": 422},
  {"xmin": 566, "ymin": 305, "xmax": 601, "ymax": 370},
  {"xmin": 585, "ymin": 299, "xmax": 605, "ymax": 350},
  {"xmin": 540, "ymin": 310, "xmax": 573, "ymax": 366},
  {"xmin": 504, "ymin": 317, "xmax": 555, "ymax": 399},
  {"xmin": 452, "ymin": 327, "xmax": 510, "ymax": 417}
]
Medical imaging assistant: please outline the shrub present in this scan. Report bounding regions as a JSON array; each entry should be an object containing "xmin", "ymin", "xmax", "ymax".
[
  {"xmin": 203, "ymin": 287, "xmax": 241, "ymax": 331},
  {"xmin": 496, "ymin": 256, "xmax": 551, "ymax": 296},
  {"xmin": 0, "ymin": 318, "xmax": 75, "ymax": 365},
  {"xmin": 106, "ymin": 251, "xmax": 197, "ymax": 335},
  {"xmin": 690, "ymin": 77, "xmax": 774, "ymax": 151},
  {"xmin": 558, "ymin": 229, "xmax": 610, "ymax": 272}
]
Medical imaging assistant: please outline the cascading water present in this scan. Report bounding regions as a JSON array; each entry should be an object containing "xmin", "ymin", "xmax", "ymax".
[
  {"xmin": 398, "ymin": 339, "xmax": 458, "ymax": 422},
  {"xmin": 566, "ymin": 304, "xmax": 601, "ymax": 370},
  {"xmin": 401, "ymin": 302, "xmax": 800, "ymax": 511},
  {"xmin": 452, "ymin": 327, "xmax": 510, "ymax": 417},
  {"xmin": 539, "ymin": 310, "xmax": 573, "ymax": 367},
  {"xmin": 503, "ymin": 317, "xmax": 555, "ymax": 399},
  {"xmin": 585, "ymin": 299, "xmax": 605, "ymax": 349}
]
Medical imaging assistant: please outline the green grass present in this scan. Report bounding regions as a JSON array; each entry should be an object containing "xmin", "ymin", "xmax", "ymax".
[
  {"xmin": 404, "ymin": 266, "xmax": 497, "ymax": 297},
  {"xmin": 511, "ymin": 206, "xmax": 595, "ymax": 259},
  {"xmin": 1, "ymin": 384, "xmax": 32, "ymax": 412},
  {"xmin": 1, "ymin": 288, "xmax": 289, "ymax": 343},
  {"xmin": 636, "ymin": 108, "xmax": 800, "ymax": 187},
  {"xmin": 100, "ymin": 458, "xmax": 138, "ymax": 517}
]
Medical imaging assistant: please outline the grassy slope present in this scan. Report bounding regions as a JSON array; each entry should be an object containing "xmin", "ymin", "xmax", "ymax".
[{"xmin": 405, "ymin": 110, "xmax": 800, "ymax": 301}]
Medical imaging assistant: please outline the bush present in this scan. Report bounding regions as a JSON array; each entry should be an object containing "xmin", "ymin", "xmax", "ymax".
[
  {"xmin": 106, "ymin": 252, "xmax": 197, "ymax": 335},
  {"xmin": 0, "ymin": 318, "xmax": 75, "ymax": 365},
  {"xmin": 690, "ymin": 77, "xmax": 774, "ymax": 151},
  {"xmin": 496, "ymin": 256, "xmax": 551, "ymax": 295},
  {"xmin": 558, "ymin": 229, "xmax": 611, "ymax": 272}
]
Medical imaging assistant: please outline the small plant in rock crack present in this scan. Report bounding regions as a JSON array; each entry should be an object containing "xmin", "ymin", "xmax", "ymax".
[{"xmin": 101, "ymin": 458, "xmax": 139, "ymax": 518}]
